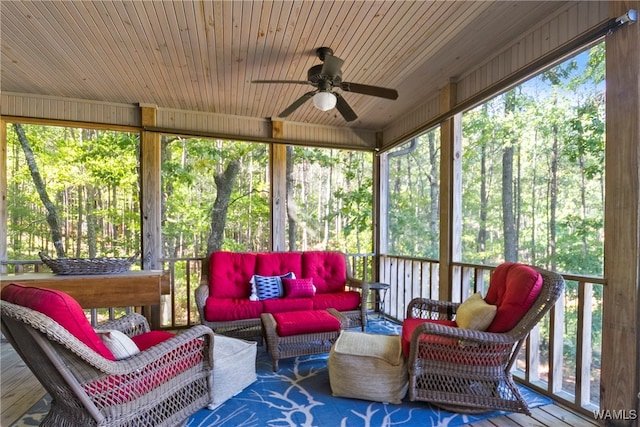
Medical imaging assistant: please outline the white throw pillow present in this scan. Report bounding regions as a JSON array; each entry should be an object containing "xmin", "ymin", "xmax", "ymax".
[
  {"xmin": 95, "ymin": 329, "xmax": 140, "ymax": 360},
  {"xmin": 455, "ymin": 292, "xmax": 497, "ymax": 331}
]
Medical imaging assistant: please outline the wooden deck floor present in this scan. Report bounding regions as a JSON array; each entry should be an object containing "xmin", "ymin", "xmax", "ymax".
[{"xmin": 1, "ymin": 337, "xmax": 601, "ymax": 427}]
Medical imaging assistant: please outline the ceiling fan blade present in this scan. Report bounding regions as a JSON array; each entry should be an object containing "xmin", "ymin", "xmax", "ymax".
[
  {"xmin": 321, "ymin": 55, "xmax": 344, "ymax": 79},
  {"xmin": 278, "ymin": 91, "xmax": 315, "ymax": 117},
  {"xmin": 252, "ymin": 79, "xmax": 310, "ymax": 85},
  {"xmin": 335, "ymin": 94, "xmax": 358, "ymax": 122},
  {"xmin": 340, "ymin": 82, "xmax": 398, "ymax": 100}
]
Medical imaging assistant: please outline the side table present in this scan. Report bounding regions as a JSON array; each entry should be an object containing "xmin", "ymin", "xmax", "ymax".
[{"xmin": 367, "ymin": 282, "xmax": 390, "ymax": 321}]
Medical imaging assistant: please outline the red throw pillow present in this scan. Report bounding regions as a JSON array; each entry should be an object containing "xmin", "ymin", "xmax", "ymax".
[{"xmin": 283, "ymin": 278, "xmax": 316, "ymax": 298}]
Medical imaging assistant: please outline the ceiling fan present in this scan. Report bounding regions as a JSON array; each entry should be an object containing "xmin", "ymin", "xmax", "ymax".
[{"xmin": 252, "ymin": 47, "xmax": 398, "ymax": 122}]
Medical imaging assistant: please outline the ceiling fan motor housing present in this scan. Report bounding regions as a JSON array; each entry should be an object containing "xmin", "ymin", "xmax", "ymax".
[{"xmin": 308, "ymin": 64, "xmax": 342, "ymax": 87}]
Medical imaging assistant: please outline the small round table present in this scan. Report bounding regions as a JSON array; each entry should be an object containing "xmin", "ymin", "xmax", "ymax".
[{"xmin": 367, "ymin": 282, "xmax": 390, "ymax": 321}]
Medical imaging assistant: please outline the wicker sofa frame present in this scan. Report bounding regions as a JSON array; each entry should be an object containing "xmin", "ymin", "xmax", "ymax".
[
  {"xmin": 405, "ymin": 265, "xmax": 565, "ymax": 415},
  {"xmin": 1, "ymin": 301, "xmax": 215, "ymax": 427}
]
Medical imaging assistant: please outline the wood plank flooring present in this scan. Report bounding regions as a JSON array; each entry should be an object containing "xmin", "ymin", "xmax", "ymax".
[{"xmin": 0, "ymin": 337, "xmax": 601, "ymax": 427}]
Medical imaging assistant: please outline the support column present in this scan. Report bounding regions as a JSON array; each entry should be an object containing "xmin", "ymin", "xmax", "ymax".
[
  {"xmin": 438, "ymin": 82, "xmax": 463, "ymax": 301},
  {"xmin": 139, "ymin": 105, "xmax": 162, "ymax": 327},
  {"xmin": 270, "ymin": 120, "xmax": 287, "ymax": 251},
  {"xmin": 0, "ymin": 120, "xmax": 6, "ymax": 273},
  {"xmin": 602, "ymin": 2, "xmax": 640, "ymax": 424}
]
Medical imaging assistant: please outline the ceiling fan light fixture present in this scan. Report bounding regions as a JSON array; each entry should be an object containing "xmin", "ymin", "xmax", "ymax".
[{"xmin": 312, "ymin": 91, "xmax": 337, "ymax": 111}]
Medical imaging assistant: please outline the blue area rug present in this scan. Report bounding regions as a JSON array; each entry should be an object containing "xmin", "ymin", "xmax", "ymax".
[
  {"xmin": 14, "ymin": 319, "xmax": 551, "ymax": 427},
  {"xmin": 187, "ymin": 319, "xmax": 551, "ymax": 427}
]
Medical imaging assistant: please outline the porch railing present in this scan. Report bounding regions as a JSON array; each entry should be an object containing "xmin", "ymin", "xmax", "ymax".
[{"xmin": 2, "ymin": 253, "xmax": 604, "ymax": 416}]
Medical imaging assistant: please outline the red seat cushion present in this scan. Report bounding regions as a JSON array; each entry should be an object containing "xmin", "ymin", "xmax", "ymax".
[
  {"xmin": 261, "ymin": 297, "xmax": 314, "ymax": 314},
  {"xmin": 273, "ymin": 310, "xmax": 341, "ymax": 336},
  {"xmin": 131, "ymin": 330, "xmax": 175, "ymax": 351},
  {"xmin": 484, "ymin": 263, "xmax": 543, "ymax": 333},
  {"xmin": 1, "ymin": 283, "xmax": 115, "ymax": 360},
  {"xmin": 311, "ymin": 291, "xmax": 361, "ymax": 311},
  {"xmin": 208, "ymin": 251, "xmax": 257, "ymax": 299},
  {"xmin": 301, "ymin": 251, "xmax": 346, "ymax": 293},
  {"xmin": 401, "ymin": 318, "xmax": 509, "ymax": 366},
  {"xmin": 401, "ymin": 317, "xmax": 457, "ymax": 358},
  {"xmin": 204, "ymin": 298, "xmax": 263, "ymax": 321}
]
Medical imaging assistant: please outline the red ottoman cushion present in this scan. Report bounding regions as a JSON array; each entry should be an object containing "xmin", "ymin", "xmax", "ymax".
[{"xmin": 273, "ymin": 310, "xmax": 341, "ymax": 337}]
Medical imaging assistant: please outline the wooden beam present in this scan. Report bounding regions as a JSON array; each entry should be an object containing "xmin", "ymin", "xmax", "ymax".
[
  {"xmin": 0, "ymin": 120, "xmax": 6, "ymax": 273},
  {"xmin": 602, "ymin": 1, "xmax": 640, "ymax": 423},
  {"xmin": 438, "ymin": 82, "xmax": 462, "ymax": 302},
  {"xmin": 271, "ymin": 120, "xmax": 287, "ymax": 251}
]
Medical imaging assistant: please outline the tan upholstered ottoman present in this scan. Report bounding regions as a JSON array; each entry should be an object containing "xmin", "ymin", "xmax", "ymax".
[
  {"xmin": 210, "ymin": 335, "xmax": 257, "ymax": 408},
  {"xmin": 328, "ymin": 331, "xmax": 408, "ymax": 404}
]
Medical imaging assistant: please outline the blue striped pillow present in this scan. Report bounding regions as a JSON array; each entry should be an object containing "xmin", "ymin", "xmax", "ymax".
[{"xmin": 251, "ymin": 272, "xmax": 295, "ymax": 300}]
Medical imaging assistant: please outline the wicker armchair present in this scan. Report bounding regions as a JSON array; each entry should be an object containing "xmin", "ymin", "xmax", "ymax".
[
  {"xmin": 1, "ymin": 300, "xmax": 215, "ymax": 426},
  {"xmin": 403, "ymin": 264, "xmax": 564, "ymax": 415}
]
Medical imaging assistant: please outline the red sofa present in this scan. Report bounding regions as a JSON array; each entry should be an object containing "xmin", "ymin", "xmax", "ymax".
[{"xmin": 195, "ymin": 251, "xmax": 369, "ymax": 340}]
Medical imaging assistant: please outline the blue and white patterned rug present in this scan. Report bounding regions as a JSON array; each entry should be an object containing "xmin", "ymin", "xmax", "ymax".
[{"xmin": 15, "ymin": 319, "xmax": 551, "ymax": 427}]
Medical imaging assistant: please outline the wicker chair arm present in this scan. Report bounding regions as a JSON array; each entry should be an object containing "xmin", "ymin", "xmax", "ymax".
[
  {"xmin": 96, "ymin": 312, "xmax": 151, "ymax": 337},
  {"xmin": 410, "ymin": 320, "xmax": 517, "ymax": 345},
  {"xmin": 406, "ymin": 297, "xmax": 461, "ymax": 320},
  {"xmin": 80, "ymin": 324, "xmax": 215, "ymax": 376}
]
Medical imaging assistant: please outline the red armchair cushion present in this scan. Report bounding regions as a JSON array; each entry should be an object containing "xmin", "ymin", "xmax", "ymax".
[
  {"xmin": 401, "ymin": 318, "xmax": 457, "ymax": 358},
  {"xmin": 301, "ymin": 251, "xmax": 346, "ymax": 293},
  {"xmin": 261, "ymin": 297, "xmax": 314, "ymax": 314},
  {"xmin": 255, "ymin": 252, "xmax": 303, "ymax": 278},
  {"xmin": 1, "ymin": 283, "xmax": 115, "ymax": 360},
  {"xmin": 204, "ymin": 298, "xmax": 263, "ymax": 321},
  {"xmin": 209, "ymin": 251, "xmax": 257, "ymax": 299},
  {"xmin": 484, "ymin": 263, "xmax": 543, "ymax": 333},
  {"xmin": 131, "ymin": 330, "xmax": 175, "ymax": 351},
  {"xmin": 273, "ymin": 310, "xmax": 341, "ymax": 336},
  {"xmin": 311, "ymin": 291, "xmax": 362, "ymax": 311}
]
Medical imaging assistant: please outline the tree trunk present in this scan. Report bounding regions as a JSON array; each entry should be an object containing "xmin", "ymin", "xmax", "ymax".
[
  {"xmin": 13, "ymin": 124, "xmax": 66, "ymax": 257},
  {"xmin": 206, "ymin": 159, "xmax": 240, "ymax": 254}
]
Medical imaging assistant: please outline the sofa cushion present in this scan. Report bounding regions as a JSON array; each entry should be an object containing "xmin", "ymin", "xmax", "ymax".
[
  {"xmin": 283, "ymin": 278, "xmax": 316, "ymax": 298},
  {"xmin": 273, "ymin": 310, "xmax": 341, "ymax": 336},
  {"xmin": 261, "ymin": 297, "xmax": 314, "ymax": 314},
  {"xmin": 311, "ymin": 291, "xmax": 362, "ymax": 311},
  {"xmin": 251, "ymin": 272, "xmax": 294, "ymax": 301},
  {"xmin": 1, "ymin": 283, "xmax": 115, "ymax": 360},
  {"xmin": 204, "ymin": 298, "xmax": 263, "ymax": 322},
  {"xmin": 255, "ymin": 252, "xmax": 303, "ymax": 278},
  {"xmin": 131, "ymin": 330, "xmax": 175, "ymax": 351},
  {"xmin": 301, "ymin": 251, "xmax": 346, "ymax": 293},
  {"xmin": 484, "ymin": 263, "xmax": 543, "ymax": 333},
  {"xmin": 209, "ymin": 251, "xmax": 257, "ymax": 299}
]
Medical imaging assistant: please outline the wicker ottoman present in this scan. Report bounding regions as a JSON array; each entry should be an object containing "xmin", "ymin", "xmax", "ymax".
[
  {"xmin": 262, "ymin": 309, "xmax": 348, "ymax": 371},
  {"xmin": 328, "ymin": 331, "xmax": 408, "ymax": 404},
  {"xmin": 210, "ymin": 335, "xmax": 257, "ymax": 408}
]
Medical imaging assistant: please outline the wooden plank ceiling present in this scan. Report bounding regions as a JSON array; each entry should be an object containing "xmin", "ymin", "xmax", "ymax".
[{"xmin": 1, "ymin": 1, "xmax": 570, "ymax": 131}]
